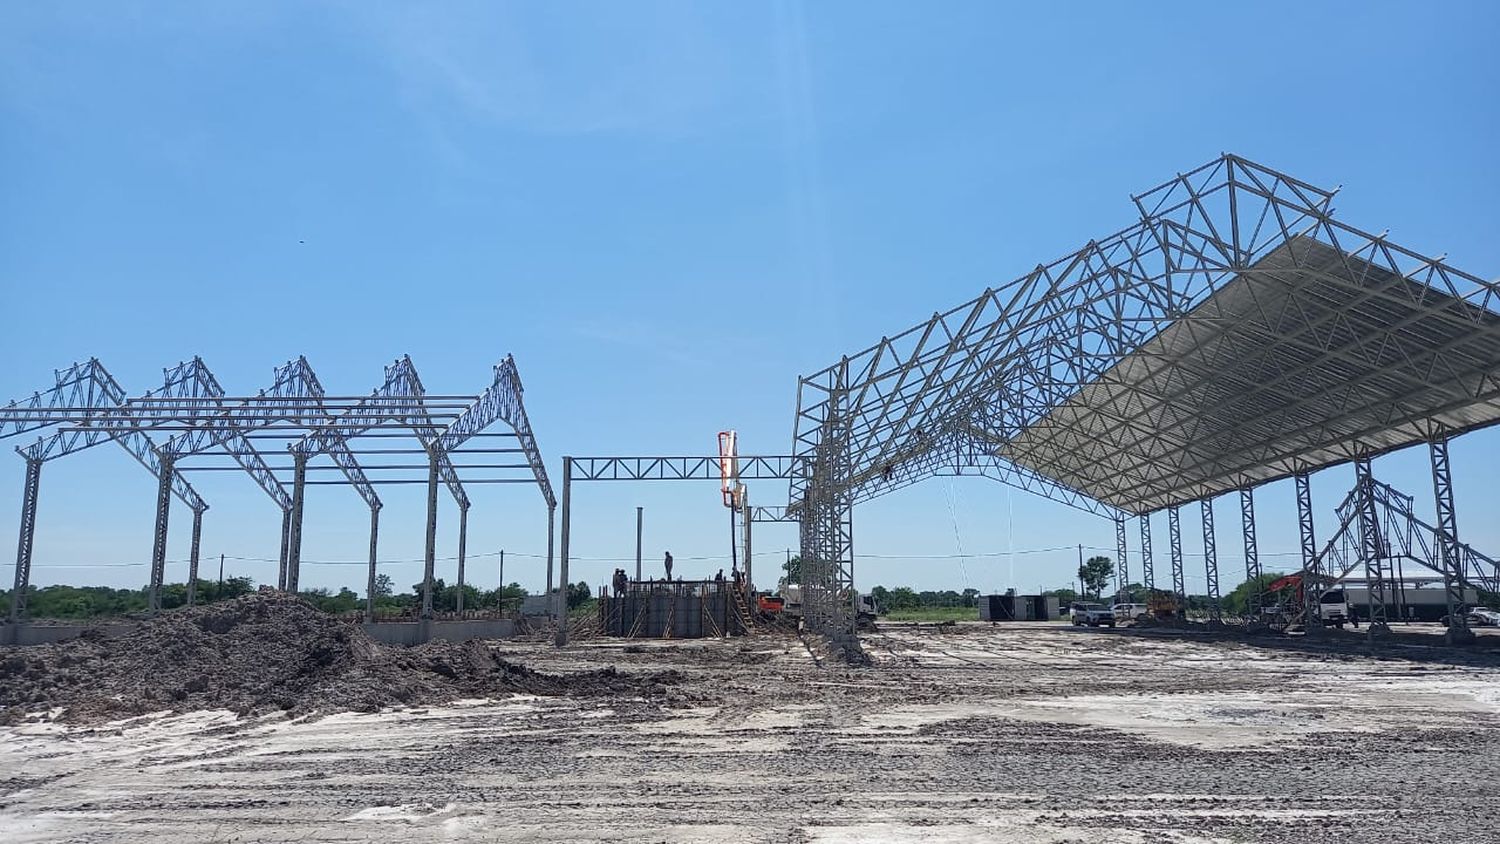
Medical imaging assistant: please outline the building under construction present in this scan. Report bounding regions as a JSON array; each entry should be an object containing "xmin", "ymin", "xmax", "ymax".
[{"xmin": 597, "ymin": 579, "xmax": 755, "ymax": 639}]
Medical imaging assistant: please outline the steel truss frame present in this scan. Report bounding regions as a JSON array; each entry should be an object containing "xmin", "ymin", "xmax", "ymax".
[
  {"xmin": 791, "ymin": 153, "xmax": 1496, "ymax": 638},
  {"xmin": 553, "ymin": 454, "xmax": 808, "ymax": 645},
  {"xmin": 1297, "ymin": 458, "xmax": 1494, "ymax": 639},
  {"xmin": 3, "ymin": 355, "xmax": 554, "ymax": 622},
  {"xmin": 2, "ymin": 359, "xmax": 208, "ymax": 620}
]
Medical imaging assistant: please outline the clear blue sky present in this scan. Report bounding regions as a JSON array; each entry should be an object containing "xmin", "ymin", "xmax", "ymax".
[{"xmin": 2, "ymin": 1, "xmax": 1497, "ymax": 598}]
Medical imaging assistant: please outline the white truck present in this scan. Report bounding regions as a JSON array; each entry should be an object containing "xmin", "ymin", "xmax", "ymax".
[{"xmin": 777, "ymin": 584, "xmax": 879, "ymax": 620}]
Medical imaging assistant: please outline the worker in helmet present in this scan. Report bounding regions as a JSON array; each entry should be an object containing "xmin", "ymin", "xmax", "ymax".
[{"xmin": 664, "ymin": 551, "xmax": 674, "ymax": 581}]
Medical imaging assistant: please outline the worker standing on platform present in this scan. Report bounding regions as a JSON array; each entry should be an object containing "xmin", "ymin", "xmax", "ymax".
[{"xmin": 664, "ymin": 551, "xmax": 674, "ymax": 581}]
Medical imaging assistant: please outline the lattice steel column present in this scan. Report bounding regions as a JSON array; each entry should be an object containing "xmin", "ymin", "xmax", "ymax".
[
  {"xmin": 1139, "ymin": 514, "xmax": 1154, "ymax": 593},
  {"xmin": 421, "ymin": 447, "xmax": 440, "ymax": 620},
  {"xmin": 555, "ymin": 457, "xmax": 573, "ymax": 644},
  {"xmin": 802, "ymin": 366, "xmax": 858, "ymax": 642},
  {"xmin": 1295, "ymin": 472, "xmax": 1318, "ymax": 630},
  {"xmin": 1201, "ymin": 498, "xmax": 1221, "ymax": 624},
  {"xmin": 285, "ymin": 450, "xmax": 308, "ymax": 594},
  {"xmin": 455, "ymin": 504, "xmax": 470, "ymax": 613},
  {"xmin": 186, "ymin": 509, "xmax": 203, "ymax": 607},
  {"xmin": 1114, "ymin": 515, "xmax": 1129, "ymax": 599},
  {"xmin": 1240, "ymin": 487, "xmax": 1260, "ymax": 617},
  {"xmin": 1354, "ymin": 457, "xmax": 1388, "ymax": 631},
  {"xmin": 1169, "ymin": 505, "xmax": 1185, "ymax": 617},
  {"xmin": 10, "ymin": 457, "xmax": 42, "ymax": 622},
  {"xmin": 148, "ymin": 452, "xmax": 175, "ymax": 614},
  {"xmin": 365, "ymin": 506, "xmax": 380, "ymax": 623},
  {"xmin": 1429, "ymin": 438, "xmax": 1471, "ymax": 642}
]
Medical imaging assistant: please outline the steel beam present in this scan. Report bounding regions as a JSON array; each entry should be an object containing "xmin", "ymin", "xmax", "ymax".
[
  {"xmin": 635, "ymin": 506, "xmax": 643, "ymax": 582},
  {"xmin": 1169, "ymin": 505, "xmax": 1185, "ymax": 615},
  {"xmin": 148, "ymin": 452, "xmax": 175, "ymax": 614},
  {"xmin": 1240, "ymin": 487, "xmax": 1260, "ymax": 616},
  {"xmin": 456, "ymin": 504, "xmax": 470, "ymax": 613},
  {"xmin": 1295, "ymin": 472, "xmax": 1318, "ymax": 630},
  {"xmin": 186, "ymin": 508, "xmax": 203, "ymax": 607},
  {"xmin": 743, "ymin": 487, "xmax": 753, "ymax": 596},
  {"xmin": 1201, "ymin": 498, "xmax": 1221, "ymax": 624},
  {"xmin": 1429, "ymin": 438, "xmax": 1472, "ymax": 642},
  {"xmin": 546, "ymin": 503, "xmax": 556, "ymax": 600},
  {"xmin": 1139, "ymin": 513, "xmax": 1154, "ymax": 592},
  {"xmin": 555, "ymin": 457, "xmax": 572, "ymax": 645},
  {"xmin": 421, "ymin": 448, "xmax": 440, "ymax": 620},
  {"xmin": 365, "ymin": 506, "xmax": 380, "ymax": 623},
  {"xmin": 9, "ymin": 457, "xmax": 42, "ymax": 622}
]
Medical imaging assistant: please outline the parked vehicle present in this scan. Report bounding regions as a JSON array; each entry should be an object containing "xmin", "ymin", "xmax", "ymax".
[
  {"xmin": 1316, "ymin": 588, "xmax": 1349, "ymax": 627},
  {"xmin": 1441, "ymin": 607, "xmax": 1500, "ymax": 627},
  {"xmin": 1110, "ymin": 602, "xmax": 1150, "ymax": 623},
  {"xmin": 1070, "ymin": 602, "xmax": 1116, "ymax": 628},
  {"xmin": 1472, "ymin": 608, "xmax": 1500, "ymax": 627}
]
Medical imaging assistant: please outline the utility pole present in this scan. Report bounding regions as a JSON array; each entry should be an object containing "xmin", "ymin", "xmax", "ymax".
[
  {"xmin": 218, "ymin": 553, "xmax": 225, "ymax": 597},
  {"xmin": 498, "ymin": 549, "xmax": 505, "ymax": 609},
  {"xmin": 1078, "ymin": 544, "xmax": 1084, "ymax": 599},
  {"xmin": 635, "ymin": 506, "xmax": 643, "ymax": 582}
]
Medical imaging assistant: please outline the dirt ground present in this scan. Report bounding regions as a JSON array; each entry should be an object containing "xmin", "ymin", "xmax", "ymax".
[{"xmin": 3, "ymin": 621, "xmax": 1499, "ymax": 843}]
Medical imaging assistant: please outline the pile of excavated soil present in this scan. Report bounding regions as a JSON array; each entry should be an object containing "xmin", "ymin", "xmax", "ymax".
[{"xmin": 0, "ymin": 594, "xmax": 684, "ymax": 724}]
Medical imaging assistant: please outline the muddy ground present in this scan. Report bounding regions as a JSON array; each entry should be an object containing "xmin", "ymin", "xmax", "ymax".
[{"xmin": 3, "ymin": 621, "xmax": 1499, "ymax": 842}]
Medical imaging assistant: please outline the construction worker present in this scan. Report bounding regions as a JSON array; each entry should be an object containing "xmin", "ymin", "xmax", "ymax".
[{"xmin": 664, "ymin": 551, "xmax": 674, "ymax": 581}]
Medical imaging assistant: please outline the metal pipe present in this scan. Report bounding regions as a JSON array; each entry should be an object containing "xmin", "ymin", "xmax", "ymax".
[
  {"xmin": 634, "ymin": 506, "xmax": 643, "ymax": 582},
  {"xmin": 743, "ymin": 488, "xmax": 753, "ymax": 599},
  {"xmin": 555, "ymin": 457, "xmax": 573, "ymax": 646}
]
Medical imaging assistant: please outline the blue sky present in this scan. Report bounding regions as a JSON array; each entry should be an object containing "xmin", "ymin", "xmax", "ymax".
[{"xmin": 2, "ymin": 1, "xmax": 1497, "ymax": 598}]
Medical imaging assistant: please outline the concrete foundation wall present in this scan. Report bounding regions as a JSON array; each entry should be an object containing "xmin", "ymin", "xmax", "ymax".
[{"xmin": 362, "ymin": 619, "xmax": 516, "ymax": 646}]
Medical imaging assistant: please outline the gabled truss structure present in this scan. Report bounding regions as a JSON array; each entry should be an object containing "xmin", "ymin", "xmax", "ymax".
[
  {"xmin": 1, "ymin": 360, "xmax": 209, "ymax": 620},
  {"xmin": 792, "ymin": 154, "xmax": 1498, "ymax": 641},
  {"xmin": 3, "ymin": 354, "xmax": 554, "ymax": 623}
]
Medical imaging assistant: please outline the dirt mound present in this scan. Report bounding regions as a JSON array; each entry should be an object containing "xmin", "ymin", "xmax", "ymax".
[{"xmin": 0, "ymin": 594, "xmax": 682, "ymax": 724}]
